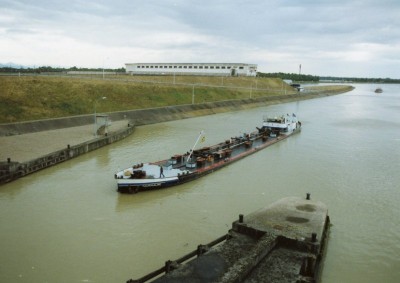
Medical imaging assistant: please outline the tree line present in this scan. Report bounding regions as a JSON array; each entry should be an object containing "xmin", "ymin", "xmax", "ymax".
[
  {"xmin": 319, "ymin": 76, "xmax": 400, "ymax": 83},
  {"xmin": 258, "ymin": 72, "xmax": 400, "ymax": 83},
  {"xmin": 0, "ymin": 66, "xmax": 126, "ymax": 73},
  {"xmin": 257, "ymin": 72, "xmax": 319, "ymax": 82}
]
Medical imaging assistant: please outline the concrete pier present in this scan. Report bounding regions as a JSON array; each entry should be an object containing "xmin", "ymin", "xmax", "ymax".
[
  {"xmin": 0, "ymin": 123, "xmax": 135, "ymax": 184},
  {"xmin": 128, "ymin": 195, "xmax": 330, "ymax": 283}
]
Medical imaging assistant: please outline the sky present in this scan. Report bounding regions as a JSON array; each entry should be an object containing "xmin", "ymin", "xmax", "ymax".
[{"xmin": 1, "ymin": 0, "xmax": 399, "ymax": 78}]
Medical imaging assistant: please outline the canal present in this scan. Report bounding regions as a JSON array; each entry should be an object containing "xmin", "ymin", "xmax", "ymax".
[{"xmin": 0, "ymin": 83, "xmax": 399, "ymax": 282}]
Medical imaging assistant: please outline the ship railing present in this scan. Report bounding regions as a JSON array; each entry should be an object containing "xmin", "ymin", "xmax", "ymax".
[{"xmin": 126, "ymin": 234, "xmax": 230, "ymax": 283}]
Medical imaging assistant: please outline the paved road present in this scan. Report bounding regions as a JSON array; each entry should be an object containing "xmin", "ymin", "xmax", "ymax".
[{"xmin": 0, "ymin": 120, "xmax": 129, "ymax": 163}]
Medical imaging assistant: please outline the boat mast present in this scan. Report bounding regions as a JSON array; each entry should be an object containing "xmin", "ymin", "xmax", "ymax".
[{"xmin": 186, "ymin": 131, "xmax": 204, "ymax": 163}]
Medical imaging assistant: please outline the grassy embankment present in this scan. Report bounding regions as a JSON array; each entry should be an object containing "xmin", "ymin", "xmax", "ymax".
[
  {"xmin": 0, "ymin": 75, "xmax": 353, "ymax": 123},
  {"xmin": 0, "ymin": 75, "xmax": 296, "ymax": 123}
]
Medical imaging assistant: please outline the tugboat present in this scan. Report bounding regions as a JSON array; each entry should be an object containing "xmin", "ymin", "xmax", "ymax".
[{"xmin": 114, "ymin": 114, "xmax": 301, "ymax": 194}]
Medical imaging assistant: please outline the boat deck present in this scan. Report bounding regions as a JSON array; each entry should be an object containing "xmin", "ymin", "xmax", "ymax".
[
  {"xmin": 115, "ymin": 117, "xmax": 301, "ymax": 193},
  {"xmin": 128, "ymin": 195, "xmax": 330, "ymax": 283}
]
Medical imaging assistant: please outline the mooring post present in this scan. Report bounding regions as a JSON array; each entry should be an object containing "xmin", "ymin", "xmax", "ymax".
[
  {"xmin": 165, "ymin": 260, "xmax": 172, "ymax": 273},
  {"xmin": 7, "ymin": 158, "xmax": 11, "ymax": 163},
  {"xmin": 311, "ymin": 232, "xmax": 317, "ymax": 242},
  {"xmin": 306, "ymin": 193, "xmax": 310, "ymax": 200},
  {"xmin": 239, "ymin": 214, "xmax": 244, "ymax": 223}
]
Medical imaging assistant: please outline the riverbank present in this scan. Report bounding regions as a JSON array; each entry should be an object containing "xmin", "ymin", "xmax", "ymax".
[
  {"xmin": 0, "ymin": 85, "xmax": 353, "ymax": 137},
  {"xmin": 0, "ymin": 75, "xmax": 295, "ymax": 123},
  {"xmin": 0, "ymin": 86, "xmax": 353, "ymax": 162}
]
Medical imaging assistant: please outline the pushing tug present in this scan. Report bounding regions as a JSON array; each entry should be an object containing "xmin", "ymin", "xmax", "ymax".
[{"xmin": 114, "ymin": 114, "xmax": 301, "ymax": 194}]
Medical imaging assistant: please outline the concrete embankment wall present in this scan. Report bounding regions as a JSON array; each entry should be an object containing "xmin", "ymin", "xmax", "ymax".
[
  {"xmin": 0, "ymin": 89, "xmax": 352, "ymax": 136},
  {"xmin": 0, "ymin": 125, "xmax": 134, "ymax": 184}
]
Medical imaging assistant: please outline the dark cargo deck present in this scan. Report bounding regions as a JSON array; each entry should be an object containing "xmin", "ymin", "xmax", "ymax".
[{"xmin": 128, "ymin": 194, "xmax": 330, "ymax": 283}]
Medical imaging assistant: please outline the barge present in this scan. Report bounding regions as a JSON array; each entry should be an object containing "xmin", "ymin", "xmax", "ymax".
[
  {"xmin": 127, "ymin": 194, "xmax": 330, "ymax": 283},
  {"xmin": 115, "ymin": 114, "xmax": 301, "ymax": 193}
]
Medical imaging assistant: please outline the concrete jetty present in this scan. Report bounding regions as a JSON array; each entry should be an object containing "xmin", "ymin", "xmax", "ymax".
[
  {"xmin": 0, "ymin": 121, "xmax": 134, "ymax": 184},
  {"xmin": 128, "ymin": 194, "xmax": 330, "ymax": 283}
]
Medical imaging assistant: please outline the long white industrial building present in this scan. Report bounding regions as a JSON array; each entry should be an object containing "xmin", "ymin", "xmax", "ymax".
[{"xmin": 125, "ymin": 63, "xmax": 257, "ymax": 77}]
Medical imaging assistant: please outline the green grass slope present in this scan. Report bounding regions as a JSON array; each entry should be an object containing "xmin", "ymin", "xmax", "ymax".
[{"xmin": 0, "ymin": 75, "xmax": 295, "ymax": 123}]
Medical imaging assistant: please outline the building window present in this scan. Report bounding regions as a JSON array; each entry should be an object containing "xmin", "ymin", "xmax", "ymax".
[
  {"xmin": 189, "ymin": 66, "xmax": 192, "ymax": 69},
  {"xmin": 199, "ymin": 66, "xmax": 203, "ymax": 69},
  {"xmin": 146, "ymin": 66, "xmax": 149, "ymax": 68},
  {"xmin": 179, "ymin": 66, "xmax": 182, "ymax": 68},
  {"xmin": 194, "ymin": 66, "xmax": 198, "ymax": 69},
  {"xmin": 239, "ymin": 67, "xmax": 244, "ymax": 69},
  {"xmin": 216, "ymin": 66, "xmax": 220, "ymax": 69},
  {"xmin": 205, "ymin": 66, "xmax": 209, "ymax": 69},
  {"xmin": 174, "ymin": 66, "xmax": 177, "ymax": 68},
  {"xmin": 210, "ymin": 66, "xmax": 214, "ymax": 69},
  {"xmin": 227, "ymin": 66, "xmax": 231, "ymax": 69},
  {"xmin": 137, "ymin": 66, "xmax": 140, "ymax": 68},
  {"xmin": 221, "ymin": 66, "xmax": 226, "ymax": 69},
  {"xmin": 155, "ymin": 66, "xmax": 158, "ymax": 68},
  {"xmin": 184, "ymin": 66, "xmax": 187, "ymax": 69}
]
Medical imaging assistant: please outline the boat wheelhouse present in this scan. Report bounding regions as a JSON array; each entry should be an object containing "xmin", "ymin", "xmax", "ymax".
[{"xmin": 261, "ymin": 114, "xmax": 301, "ymax": 137}]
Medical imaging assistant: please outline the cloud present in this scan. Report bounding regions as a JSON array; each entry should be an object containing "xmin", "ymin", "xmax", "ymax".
[{"xmin": 0, "ymin": 0, "xmax": 399, "ymax": 77}]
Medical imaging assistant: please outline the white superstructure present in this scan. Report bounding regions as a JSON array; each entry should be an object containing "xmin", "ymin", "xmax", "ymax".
[
  {"xmin": 262, "ymin": 114, "xmax": 300, "ymax": 136},
  {"xmin": 125, "ymin": 63, "xmax": 257, "ymax": 77}
]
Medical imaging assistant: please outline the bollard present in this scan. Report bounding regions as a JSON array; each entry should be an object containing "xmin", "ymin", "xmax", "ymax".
[
  {"xmin": 311, "ymin": 232, "xmax": 317, "ymax": 242},
  {"xmin": 7, "ymin": 158, "xmax": 11, "ymax": 163},
  {"xmin": 197, "ymin": 244, "xmax": 208, "ymax": 256},
  {"xmin": 239, "ymin": 214, "xmax": 244, "ymax": 223},
  {"xmin": 165, "ymin": 260, "xmax": 172, "ymax": 273},
  {"xmin": 306, "ymin": 193, "xmax": 310, "ymax": 200},
  {"xmin": 67, "ymin": 144, "xmax": 70, "ymax": 149}
]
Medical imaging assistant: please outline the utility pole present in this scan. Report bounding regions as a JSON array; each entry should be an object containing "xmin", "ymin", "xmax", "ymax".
[{"xmin": 192, "ymin": 85, "xmax": 195, "ymax": 104}]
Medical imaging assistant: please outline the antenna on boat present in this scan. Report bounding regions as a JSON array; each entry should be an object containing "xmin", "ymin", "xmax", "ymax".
[{"xmin": 186, "ymin": 130, "xmax": 205, "ymax": 163}]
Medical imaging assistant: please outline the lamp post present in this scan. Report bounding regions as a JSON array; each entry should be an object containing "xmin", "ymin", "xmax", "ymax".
[
  {"xmin": 192, "ymin": 85, "xmax": 195, "ymax": 104},
  {"xmin": 94, "ymin": 96, "xmax": 107, "ymax": 136},
  {"xmin": 102, "ymin": 57, "xmax": 109, "ymax": 79}
]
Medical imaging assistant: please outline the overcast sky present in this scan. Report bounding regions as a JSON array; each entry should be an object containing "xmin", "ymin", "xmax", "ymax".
[{"xmin": 1, "ymin": 0, "xmax": 399, "ymax": 78}]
